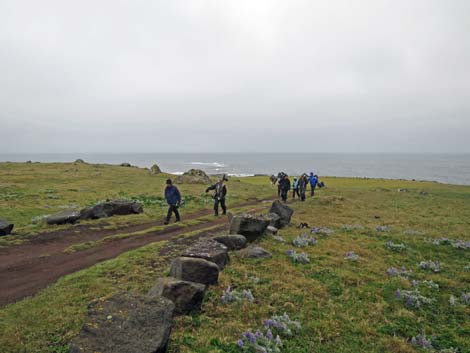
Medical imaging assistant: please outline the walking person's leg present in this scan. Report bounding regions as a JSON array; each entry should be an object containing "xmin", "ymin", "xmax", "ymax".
[
  {"xmin": 220, "ymin": 198, "xmax": 227, "ymax": 215},
  {"xmin": 174, "ymin": 206, "xmax": 181, "ymax": 222},
  {"xmin": 164, "ymin": 205, "xmax": 173, "ymax": 224},
  {"xmin": 213, "ymin": 199, "xmax": 219, "ymax": 216}
]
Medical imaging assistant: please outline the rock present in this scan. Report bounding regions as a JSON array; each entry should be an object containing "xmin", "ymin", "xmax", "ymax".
[
  {"xmin": 120, "ymin": 162, "xmax": 133, "ymax": 167},
  {"xmin": 148, "ymin": 277, "xmax": 205, "ymax": 315},
  {"xmin": 174, "ymin": 169, "xmax": 212, "ymax": 185},
  {"xmin": 74, "ymin": 159, "xmax": 85, "ymax": 164},
  {"xmin": 266, "ymin": 226, "xmax": 278, "ymax": 235},
  {"xmin": 266, "ymin": 212, "xmax": 281, "ymax": 228},
  {"xmin": 170, "ymin": 257, "xmax": 219, "ymax": 285},
  {"xmin": 269, "ymin": 200, "xmax": 294, "ymax": 227},
  {"xmin": 229, "ymin": 214, "xmax": 269, "ymax": 242},
  {"xmin": 213, "ymin": 234, "xmax": 247, "ymax": 250},
  {"xmin": 69, "ymin": 293, "xmax": 174, "ymax": 353},
  {"xmin": 0, "ymin": 220, "xmax": 14, "ymax": 236},
  {"xmin": 80, "ymin": 200, "xmax": 143, "ymax": 220},
  {"xmin": 181, "ymin": 239, "xmax": 229, "ymax": 269},
  {"xmin": 45, "ymin": 210, "xmax": 81, "ymax": 225},
  {"xmin": 150, "ymin": 164, "xmax": 162, "ymax": 175},
  {"xmin": 237, "ymin": 245, "xmax": 272, "ymax": 259}
]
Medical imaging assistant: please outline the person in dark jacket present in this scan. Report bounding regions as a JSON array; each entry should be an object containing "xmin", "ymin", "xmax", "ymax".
[
  {"xmin": 279, "ymin": 174, "xmax": 291, "ymax": 202},
  {"xmin": 309, "ymin": 172, "xmax": 318, "ymax": 197},
  {"xmin": 206, "ymin": 175, "xmax": 228, "ymax": 216},
  {"xmin": 164, "ymin": 178, "xmax": 181, "ymax": 224},
  {"xmin": 298, "ymin": 173, "xmax": 308, "ymax": 201}
]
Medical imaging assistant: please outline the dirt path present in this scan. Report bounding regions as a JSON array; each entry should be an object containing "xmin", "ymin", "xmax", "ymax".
[{"xmin": 0, "ymin": 200, "xmax": 271, "ymax": 306}]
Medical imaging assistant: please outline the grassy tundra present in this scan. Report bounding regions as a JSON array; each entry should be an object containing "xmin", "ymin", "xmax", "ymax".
[{"xmin": 0, "ymin": 162, "xmax": 469, "ymax": 353}]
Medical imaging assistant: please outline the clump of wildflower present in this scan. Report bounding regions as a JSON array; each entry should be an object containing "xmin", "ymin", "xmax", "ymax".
[
  {"xmin": 264, "ymin": 313, "xmax": 301, "ymax": 336},
  {"xmin": 292, "ymin": 234, "xmax": 317, "ymax": 247},
  {"xmin": 465, "ymin": 264, "xmax": 470, "ymax": 271},
  {"xmin": 286, "ymin": 249, "xmax": 310, "ymax": 264},
  {"xmin": 272, "ymin": 235, "xmax": 286, "ymax": 243},
  {"xmin": 344, "ymin": 251, "xmax": 359, "ymax": 261},
  {"xmin": 376, "ymin": 226, "xmax": 391, "ymax": 232},
  {"xmin": 385, "ymin": 241, "xmax": 408, "ymax": 252},
  {"xmin": 396, "ymin": 288, "xmax": 433, "ymax": 309},
  {"xmin": 237, "ymin": 329, "xmax": 282, "ymax": 353},
  {"xmin": 311, "ymin": 227, "xmax": 334, "ymax": 235},
  {"xmin": 410, "ymin": 333, "xmax": 434, "ymax": 350},
  {"xmin": 461, "ymin": 292, "xmax": 470, "ymax": 305},
  {"xmin": 412, "ymin": 280, "xmax": 439, "ymax": 290},
  {"xmin": 449, "ymin": 295, "xmax": 457, "ymax": 306},
  {"xmin": 221, "ymin": 286, "xmax": 254, "ymax": 304},
  {"xmin": 386, "ymin": 266, "xmax": 412, "ymax": 278},
  {"xmin": 249, "ymin": 276, "xmax": 260, "ymax": 284},
  {"xmin": 452, "ymin": 240, "xmax": 470, "ymax": 250},
  {"xmin": 432, "ymin": 237, "xmax": 453, "ymax": 245},
  {"xmin": 419, "ymin": 260, "xmax": 442, "ymax": 272}
]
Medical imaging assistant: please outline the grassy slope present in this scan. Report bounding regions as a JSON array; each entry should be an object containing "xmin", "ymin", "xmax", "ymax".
[{"xmin": 0, "ymin": 164, "xmax": 469, "ymax": 352}]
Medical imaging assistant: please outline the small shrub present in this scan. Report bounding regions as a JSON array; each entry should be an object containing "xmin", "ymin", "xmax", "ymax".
[
  {"xmin": 410, "ymin": 333, "xmax": 434, "ymax": 350},
  {"xmin": 386, "ymin": 267, "xmax": 412, "ymax": 278},
  {"xmin": 286, "ymin": 250, "xmax": 310, "ymax": 264},
  {"xmin": 221, "ymin": 286, "xmax": 254, "ymax": 304},
  {"xmin": 385, "ymin": 241, "xmax": 407, "ymax": 252},
  {"xmin": 292, "ymin": 234, "xmax": 317, "ymax": 247},
  {"xmin": 419, "ymin": 260, "xmax": 442, "ymax": 273},
  {"xmin": 395, "ymin": 289, "xmax": 433, "ymax": 309}
]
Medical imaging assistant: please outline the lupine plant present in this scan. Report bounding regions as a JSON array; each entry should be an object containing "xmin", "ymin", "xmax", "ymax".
[
  {"xmin": 386, "ymin": 266, "xmax": 412, "ymax": 278},
  {"xmin": 411, "ymin": 280, "xmax": 439, "ymax": 290},
  {"xmin": 410, "ymin": 333, "xmax": 434, "ymax": 350},
  {"xmin": 395, "ymin": 289, "xmax": 433, "ymax": 309},
  {"xmin": 431, "ymin": 237, "xmax": 470, "ymax": 250},
  {"xmin": 236, "ymin": 329, "xmax": 282, "ymax": 353},
  {"xmin": 292, "ymin": 234, "xmax": 317, "ymax": 247},
  {"xmin": 236, "ymin": 313, "xmax": 301, "ymax": 352},
  {"xmin": 286, "ymin": 249, "xmax": 310, "ymax": 264},
  {"xmin": 221, "ymin": 286, "xmax": 254, "ymax": 304},
  {"xmin": 376, "ymin": 226, "xmax": 391, "ymax": 232},
  {"xmin": 344, "ymin": 251, "xmax": 359, "ymax": 261},
  {"xmin": 385, "ymin": 241, "xmax": 407, "ymax": 252},
  {"xmin": 419, "ymin": 260, "xmax": 442, "ymax": 272}
]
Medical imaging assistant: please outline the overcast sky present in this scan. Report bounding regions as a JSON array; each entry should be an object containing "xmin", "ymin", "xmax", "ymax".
[{"xmin": 1, "ymin": 0, "xmax": 469, "ymax": 153}]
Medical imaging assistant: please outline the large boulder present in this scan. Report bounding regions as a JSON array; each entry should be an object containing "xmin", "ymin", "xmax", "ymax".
[
  {"xmin": 237, "ymin": 245, "xmax": 272, "ymax": 259},
  {"xmin": 266, "ymin": 212, "xmax": 282, "ymax": 228},
  {"xmin": 0, "ymin": 219, "xmax": 14, "ymax": 236},
  {"xmin": 45, "ymin": 210, "xmax": 81, "ymax": 225},
  {"xmin": 213, "ymin": 234, "xmax": 247, "ymax": 250},
  {"xmin": 170, "ymin": 257, "xmax": 219, "ymax": 285},
  {"xmin": 229, "ymin": 214, "xmax": 269, "ymax": 242},
  {"xmin": 148, "ymin": 277, "xmax": 205, "ymax": 315},
  {"xmin": 181, "ymin": 239, "xmax": 229, "ymax": 270},
  {"xmin": 269, "ymin": 200, "xmax": 294, "ymax": 227},
  {"xmin": 69, "ymin": 293, "xmax": 174, "ymax": 353},
  {"xmin": 150, "ymin": 164, "xmax": 162, "ymax": 175},
  {"xmin": 80, "ymin": 200, "xmax": 143, "ymax": 220},
  {"xmin": 174, "ymin": 169, "xmax": 212, "ymax": 185}
]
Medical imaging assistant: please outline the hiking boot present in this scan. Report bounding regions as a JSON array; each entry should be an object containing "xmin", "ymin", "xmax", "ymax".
[{"xmin": 164, "ymin": 221, "xmax": 169, "ymax": 225}]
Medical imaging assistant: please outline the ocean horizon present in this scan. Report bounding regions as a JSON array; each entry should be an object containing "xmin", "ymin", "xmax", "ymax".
[{"xmin": 1, "ymin": 152, "xmax": 470, "ymax": 186}]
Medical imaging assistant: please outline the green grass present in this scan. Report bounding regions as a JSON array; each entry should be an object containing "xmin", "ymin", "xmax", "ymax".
[{"xmin": 0, "ymin": 163, "xmax": 469, "ymax": 352}]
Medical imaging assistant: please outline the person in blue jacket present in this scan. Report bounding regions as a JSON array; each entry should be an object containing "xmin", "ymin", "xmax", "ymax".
[
  {"xmin": 164, "ymin": 178, "xmax": 181, "ymax": 224},
  {"xmin": 309, "ymin": 172, "xmax": 318, "ymax": 197},
  {"xmin": 292, "ymin": 177, "xmax": 300, "ymax": 199}
]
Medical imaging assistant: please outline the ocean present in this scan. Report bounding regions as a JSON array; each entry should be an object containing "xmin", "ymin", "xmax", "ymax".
[{"xmin": 1, "ymin": 153, "xmax": 470, "ymax": 186}]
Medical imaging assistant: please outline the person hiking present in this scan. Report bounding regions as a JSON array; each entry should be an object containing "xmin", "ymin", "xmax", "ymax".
[
  {"xmin": 309, "ymin": 172, "xmax": 319, "ymax": 197},
  {"xmin": 164, "ymin": 178, "xmax": 181, "ymax": 225},
  {"xmin": 292, "ymin": 177, "xmax": 300, "ymax": 199},
  {"xmin": 298, "ymin": 173, "xmax": 308, "ymax": 201},
  {"xmin": 206, "ymin": 174, "xmax": 228, "ymax": 216},
  {"xmin": 276, "ymin": 172, "xmax": 284, "ymax": 199},
  {"xmin": 279, "ymin": 174, "xmax": 291, "ymax": 202}
]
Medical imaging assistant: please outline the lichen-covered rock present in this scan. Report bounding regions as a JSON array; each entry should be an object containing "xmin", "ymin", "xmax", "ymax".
[
  {"xmin": 148, "ymin": 277, "xmax": 205, "ymax": 315},
  {"xmin": 181, "ymin": 239, "xmax": 229, "ymax": 269},
  {"xmin": 0, "ymin": 219, "xmax": 14, "ymax": 236},
  {"xmin": 237, "ymin": 246, "xmax": 272, "ymax": 259},
  {"xmin": 269, "ymin": 200, "xmax": 294, "ymax": 227},
  {"xmin": 213, "ymin": 234, "xmax": 247, "ymax": 250},
  {"xmin": 69, "ymin": 293, "xmax": 174, "ymax": 353},
  {"xmin": 150, "ymin": 164, "xmax": 162, "ymax": 175},
  {"xmin": 174, "ymin": 169, "xmax": 212, "ymax": 184},
  {"xmin": 266, "ymin": 226, "xmax": 278, "ymax": 235},
  {"xmin": 266, "ymin": 212, "xmax": 282, "ymax": 228},
  {"xmin": 45, "ymin": 210, "xmax": 81, "ymax": 225},
  {"xmin": 229, "ymin": 214, "xmax": 269, "ymax": 242},
  {"xmin": 80, "ymin": 200, "xmax": 143, "ymax": 220},
  {"xmin": 170, "ymin": 257, "xmax": 219, "ymax": 285}
]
